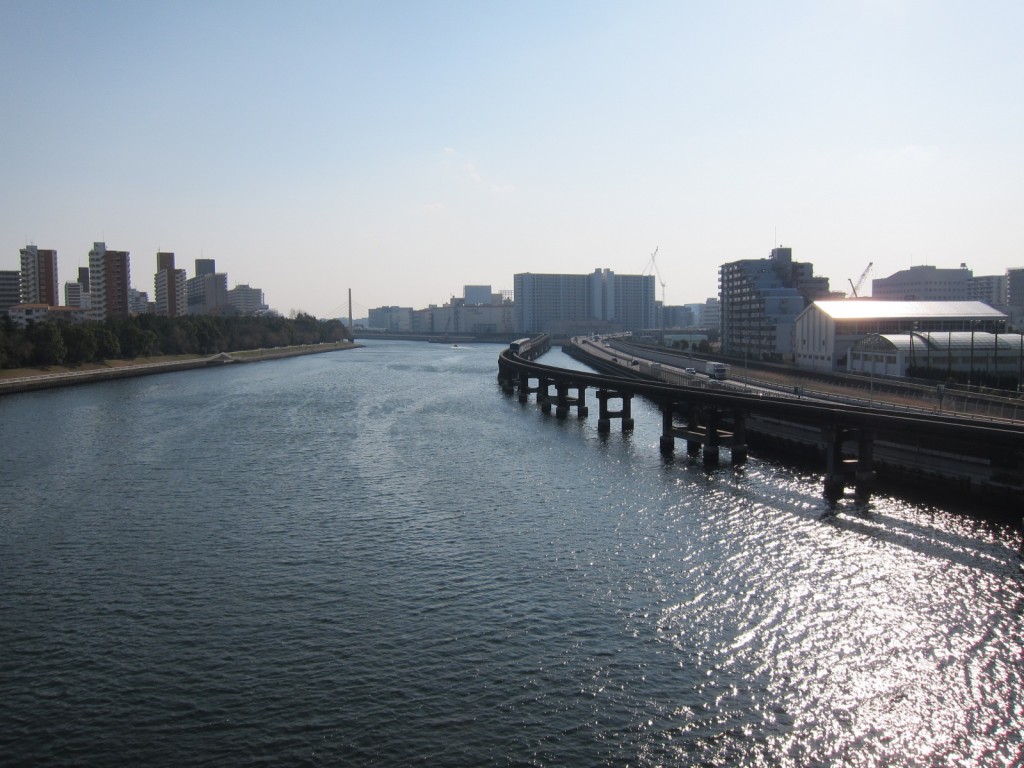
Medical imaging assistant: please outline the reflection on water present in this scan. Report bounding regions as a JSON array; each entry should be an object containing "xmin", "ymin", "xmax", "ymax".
[{"xmin": 0, "ymin": 341, "xmax": 1020, "ymax": 766}]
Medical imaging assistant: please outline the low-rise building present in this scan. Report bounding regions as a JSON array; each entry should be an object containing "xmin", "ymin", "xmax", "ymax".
[
  {"xmin": 794, "ymin": 300, "xmax": 1007, "ymax": 372},
  {"xmin": 228, "ymin": 284, "xmax": 267, "ymax": 315},
  {"xmin": 848, "ymin": 331, "xmax": 1023, "ymax": 385},
  {"xmin": 7, "ymin": 303, "xmax": 86, "ymax": 328}
]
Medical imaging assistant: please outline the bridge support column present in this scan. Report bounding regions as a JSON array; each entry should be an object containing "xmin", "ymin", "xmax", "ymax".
[
  {"xmin": 555, "ymin": 382, "xmax": 569, "ymax": 418},
  {"xmin": 686, "ymin": 405, "xmax": 701, "ymax": 456},
  {"xmin": 498, "ymin": 365, "xmax": 516, "ymax": 394},
  {"xmin": 554, "ymin": 382, "xmax": 589, "ymax": 419},
  {"xmin": 731, "ymin": 411, "xmax": 748, "ymax": 466},
  {"xmin": 539, "ymin": 378, "xmax": 553, "ymax": 413},
  {"xmin": 823, "ymin": 426, "xmax": 847, "ymax": 502},
  {"xmin": 660, "ymin": 403, "xmax": 675, "ymax": 454},
  {"xmin": 517, "ymin": 372, "xmax": 535, "ymax": 403},
  {"xmin": 854, "ymin": 429, "xmax": 876, "ymax": 502},
  {"xmin": 703, "ymin": 409, "xmax": 720, "ymax": 467},
  {"xmin": 576, "ymin": 387, "xmax": 589, "ymax": 418},
  {"xmin": 596, "ymin": 389, "xmax": 634, "ymax": 433}
]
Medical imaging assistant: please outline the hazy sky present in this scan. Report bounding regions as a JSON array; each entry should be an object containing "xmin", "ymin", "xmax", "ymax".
[{"xmin": 2, "ymin": 1, "xmax": 1022, "ymax": 318}]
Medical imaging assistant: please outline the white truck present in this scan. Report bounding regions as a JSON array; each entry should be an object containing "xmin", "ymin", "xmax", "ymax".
[{"xmin": 702, "ymin": 361, "xmax": 729, "ymax": 380}]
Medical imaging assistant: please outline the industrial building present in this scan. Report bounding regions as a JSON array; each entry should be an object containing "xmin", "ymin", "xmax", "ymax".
[
  {"xmin": 848, "ymin": 331, "xmax": 1023, "ymax": 386},
  {"xmin": 793, "ymin": 300, "xmax": 1007, "ymax": 373}
]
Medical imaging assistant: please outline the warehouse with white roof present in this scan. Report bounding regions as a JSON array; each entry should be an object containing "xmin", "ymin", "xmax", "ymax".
[{"xmin": 793, "ymin": 300, "xmax": 1008, "ymax": 373}]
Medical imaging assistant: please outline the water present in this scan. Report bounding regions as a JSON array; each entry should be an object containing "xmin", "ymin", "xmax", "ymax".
[{"xmin": 1, "ymin": 341, "xmax": 1021, "ymax": 767}]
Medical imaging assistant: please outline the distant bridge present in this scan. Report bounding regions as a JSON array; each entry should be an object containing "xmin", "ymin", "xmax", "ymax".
[{"xmin": 497, "ymin": 340, "xmax": 1024, "ymax": 510}]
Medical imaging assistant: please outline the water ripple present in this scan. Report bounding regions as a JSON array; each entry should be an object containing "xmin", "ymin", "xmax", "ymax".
[{"xmin": 1, "ymin": 343, "xmax": 1021, "ymax": 766}]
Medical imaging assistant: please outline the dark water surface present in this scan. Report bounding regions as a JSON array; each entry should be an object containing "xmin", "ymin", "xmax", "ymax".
[{"xmin": 2, "ymin": 341, "xmax": 1021, "ymax": 766}]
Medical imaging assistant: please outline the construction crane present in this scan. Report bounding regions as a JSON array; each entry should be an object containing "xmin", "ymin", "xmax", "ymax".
[
  {"xmin": 848, "ymin": 262, "xmax": 873, "ymax": 298},
  {"xmin": 642, "ymin": 246, "xmax": 666, "ymax": 305}
]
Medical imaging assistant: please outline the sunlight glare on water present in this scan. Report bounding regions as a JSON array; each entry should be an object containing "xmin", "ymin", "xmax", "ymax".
[{"xmin": 0, "ymin": 341, "xmax": 1021, "ymax": 767}]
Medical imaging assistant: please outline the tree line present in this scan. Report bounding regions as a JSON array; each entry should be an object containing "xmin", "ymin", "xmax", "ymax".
[{"xmin": 0, "ymin": 313, "xmax": 350, "ymax": 369}]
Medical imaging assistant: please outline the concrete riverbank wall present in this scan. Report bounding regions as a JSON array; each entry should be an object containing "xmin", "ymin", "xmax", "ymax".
[{"xmin": 0, "ymin": 342, "xmax": 361, "ymax": 396}]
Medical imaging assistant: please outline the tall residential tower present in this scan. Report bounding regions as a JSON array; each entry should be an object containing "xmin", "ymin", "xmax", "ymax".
[
  {"xmin": 154, "ymin": 252, "xmax": 187, "ymax": 317},
  {"xmin": 88, "ymin": 242, "xmax": 131, "ymax": 320},
  {"xmin": 19, "ymin": 245, "xmax": 59, "ymax": 305}
]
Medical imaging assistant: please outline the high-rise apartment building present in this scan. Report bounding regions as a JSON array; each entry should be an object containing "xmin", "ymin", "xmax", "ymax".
[
  {"xmin": 513, "ymin": 269, "xmax": 655, "ymax": 335},
  {"xmin": 154, "ymin": 252, "xmax": 187, "ymax": 317},
  {"xmin": 967, "ymin": 274, "xmax": 1008, "ymax": 308},
  {"xmin": 187, "ymin": 272, "xmax": 228, "ymax": 315},
  {"xmin": 0, "ymin": 271, "xmax": 21, "ymax": 316},
  {"xmin": 1007, "ymin": 268, "xmax": 1024, "ymax": 308},
  {"xmin": 64, "ymin": 281, "xmax": 84, "ymax": 308},
  {"xmin": 719, "ymin": 247, "xmax": 831, "ymax": 361},
  {"xmin": 702, "ymin": 298, "xmax": 721, "ymax": 331},
  {"xmin": 128, "ymin": 289, "xmax": 150, "ymax": 315},
  {"xmin": 514, "ymin": 273, "xmax": 589, "ymax": 334},
  {"xmin": 19, "ymin": 246, "xmax": 59, "ymax": 306},
  {"xmin": 88, "ymin": 242, "xmax": 131, "ymax": 320}
]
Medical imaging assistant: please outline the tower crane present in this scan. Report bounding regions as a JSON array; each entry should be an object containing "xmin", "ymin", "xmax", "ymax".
[
  {"xmin": 642, "ymin": 246, "xmax": 666, "ymax": 305},
  {"xmin": 848, "ymin": 262, "xmax": 873, "ymax": 298}
]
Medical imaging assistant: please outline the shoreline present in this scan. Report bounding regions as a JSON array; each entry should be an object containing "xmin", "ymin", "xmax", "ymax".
[{"xmin": 0, "ymin": 341, "xmax": 362, "ymax": 396}]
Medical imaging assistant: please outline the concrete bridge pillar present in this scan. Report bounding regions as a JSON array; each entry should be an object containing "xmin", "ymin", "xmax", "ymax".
[
  {"xmin": 498, "ymin": 365, "xmax": 516, "ymax": 394},
  {"xmin": 731, "ymin": 410, "xmax": 748, "ymax": 466},
  {"xmin": 855, "ymin": 429, "xmax": 876, "ymax": 502},
  {"xmin": 597, "ymin": 389, "xmax": 634, "ymax": 433},
  {"xmin": 554, "ymin": 381, "xmax": 589, "ymax": 419},
  {"xmin": 823, "ymin": 425, "xmax": 847, "ymax": 502},
  {"xmin": 686, "ymin": 405, "xmax": 701, "ymax": 456},
  {"xmin": 555, "ymin": 381, "xmax": 569, "ymax": 418},
  {"xmin": 703, "ymin": 409, "xmax": 720, "ymax": 467},
  {"xmin": 621, "ymin": 393, "xmax": 634, "ymax": 431},
  {"xmin": 539, "ymin": 377, "xmax": 553, "ymax": 413},
  {"xmin": 660, "ymin": 402, "xmax": 676, "ymax": 455},
  {"xmin": 517, "ymin": 372, "xmax": 533, "ymax": 403}
]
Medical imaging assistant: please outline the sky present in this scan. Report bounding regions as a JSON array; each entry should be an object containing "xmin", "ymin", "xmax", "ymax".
[{"xmin": 2, "ymin": 1, "xmax": 1022, "ymax": 318}]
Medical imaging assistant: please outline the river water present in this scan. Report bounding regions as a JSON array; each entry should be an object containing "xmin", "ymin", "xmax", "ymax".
[{"xmin": 1, "ymin": 341, "xmax": 1021, "ymax": 767}]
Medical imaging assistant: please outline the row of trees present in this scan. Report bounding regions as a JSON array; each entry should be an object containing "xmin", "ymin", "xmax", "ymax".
[{"xmin": 0, "ymin": 313, "xmax": 350, "ymax": 369}]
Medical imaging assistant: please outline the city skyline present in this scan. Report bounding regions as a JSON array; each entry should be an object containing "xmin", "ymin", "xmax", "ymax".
[{"xmin": 3, "ymin": 2, "xmax": 1022, "ymax": 318}]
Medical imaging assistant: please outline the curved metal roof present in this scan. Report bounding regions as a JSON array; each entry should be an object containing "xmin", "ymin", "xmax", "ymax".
[{"xmin": 852, "ymin": 331, "xmax": 1023, "ymax": 353}]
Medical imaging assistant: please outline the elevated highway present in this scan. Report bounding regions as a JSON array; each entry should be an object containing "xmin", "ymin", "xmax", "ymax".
[{"xmin": 498, "ymin": 338, "xmax": 1024, "ymax": 512}]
